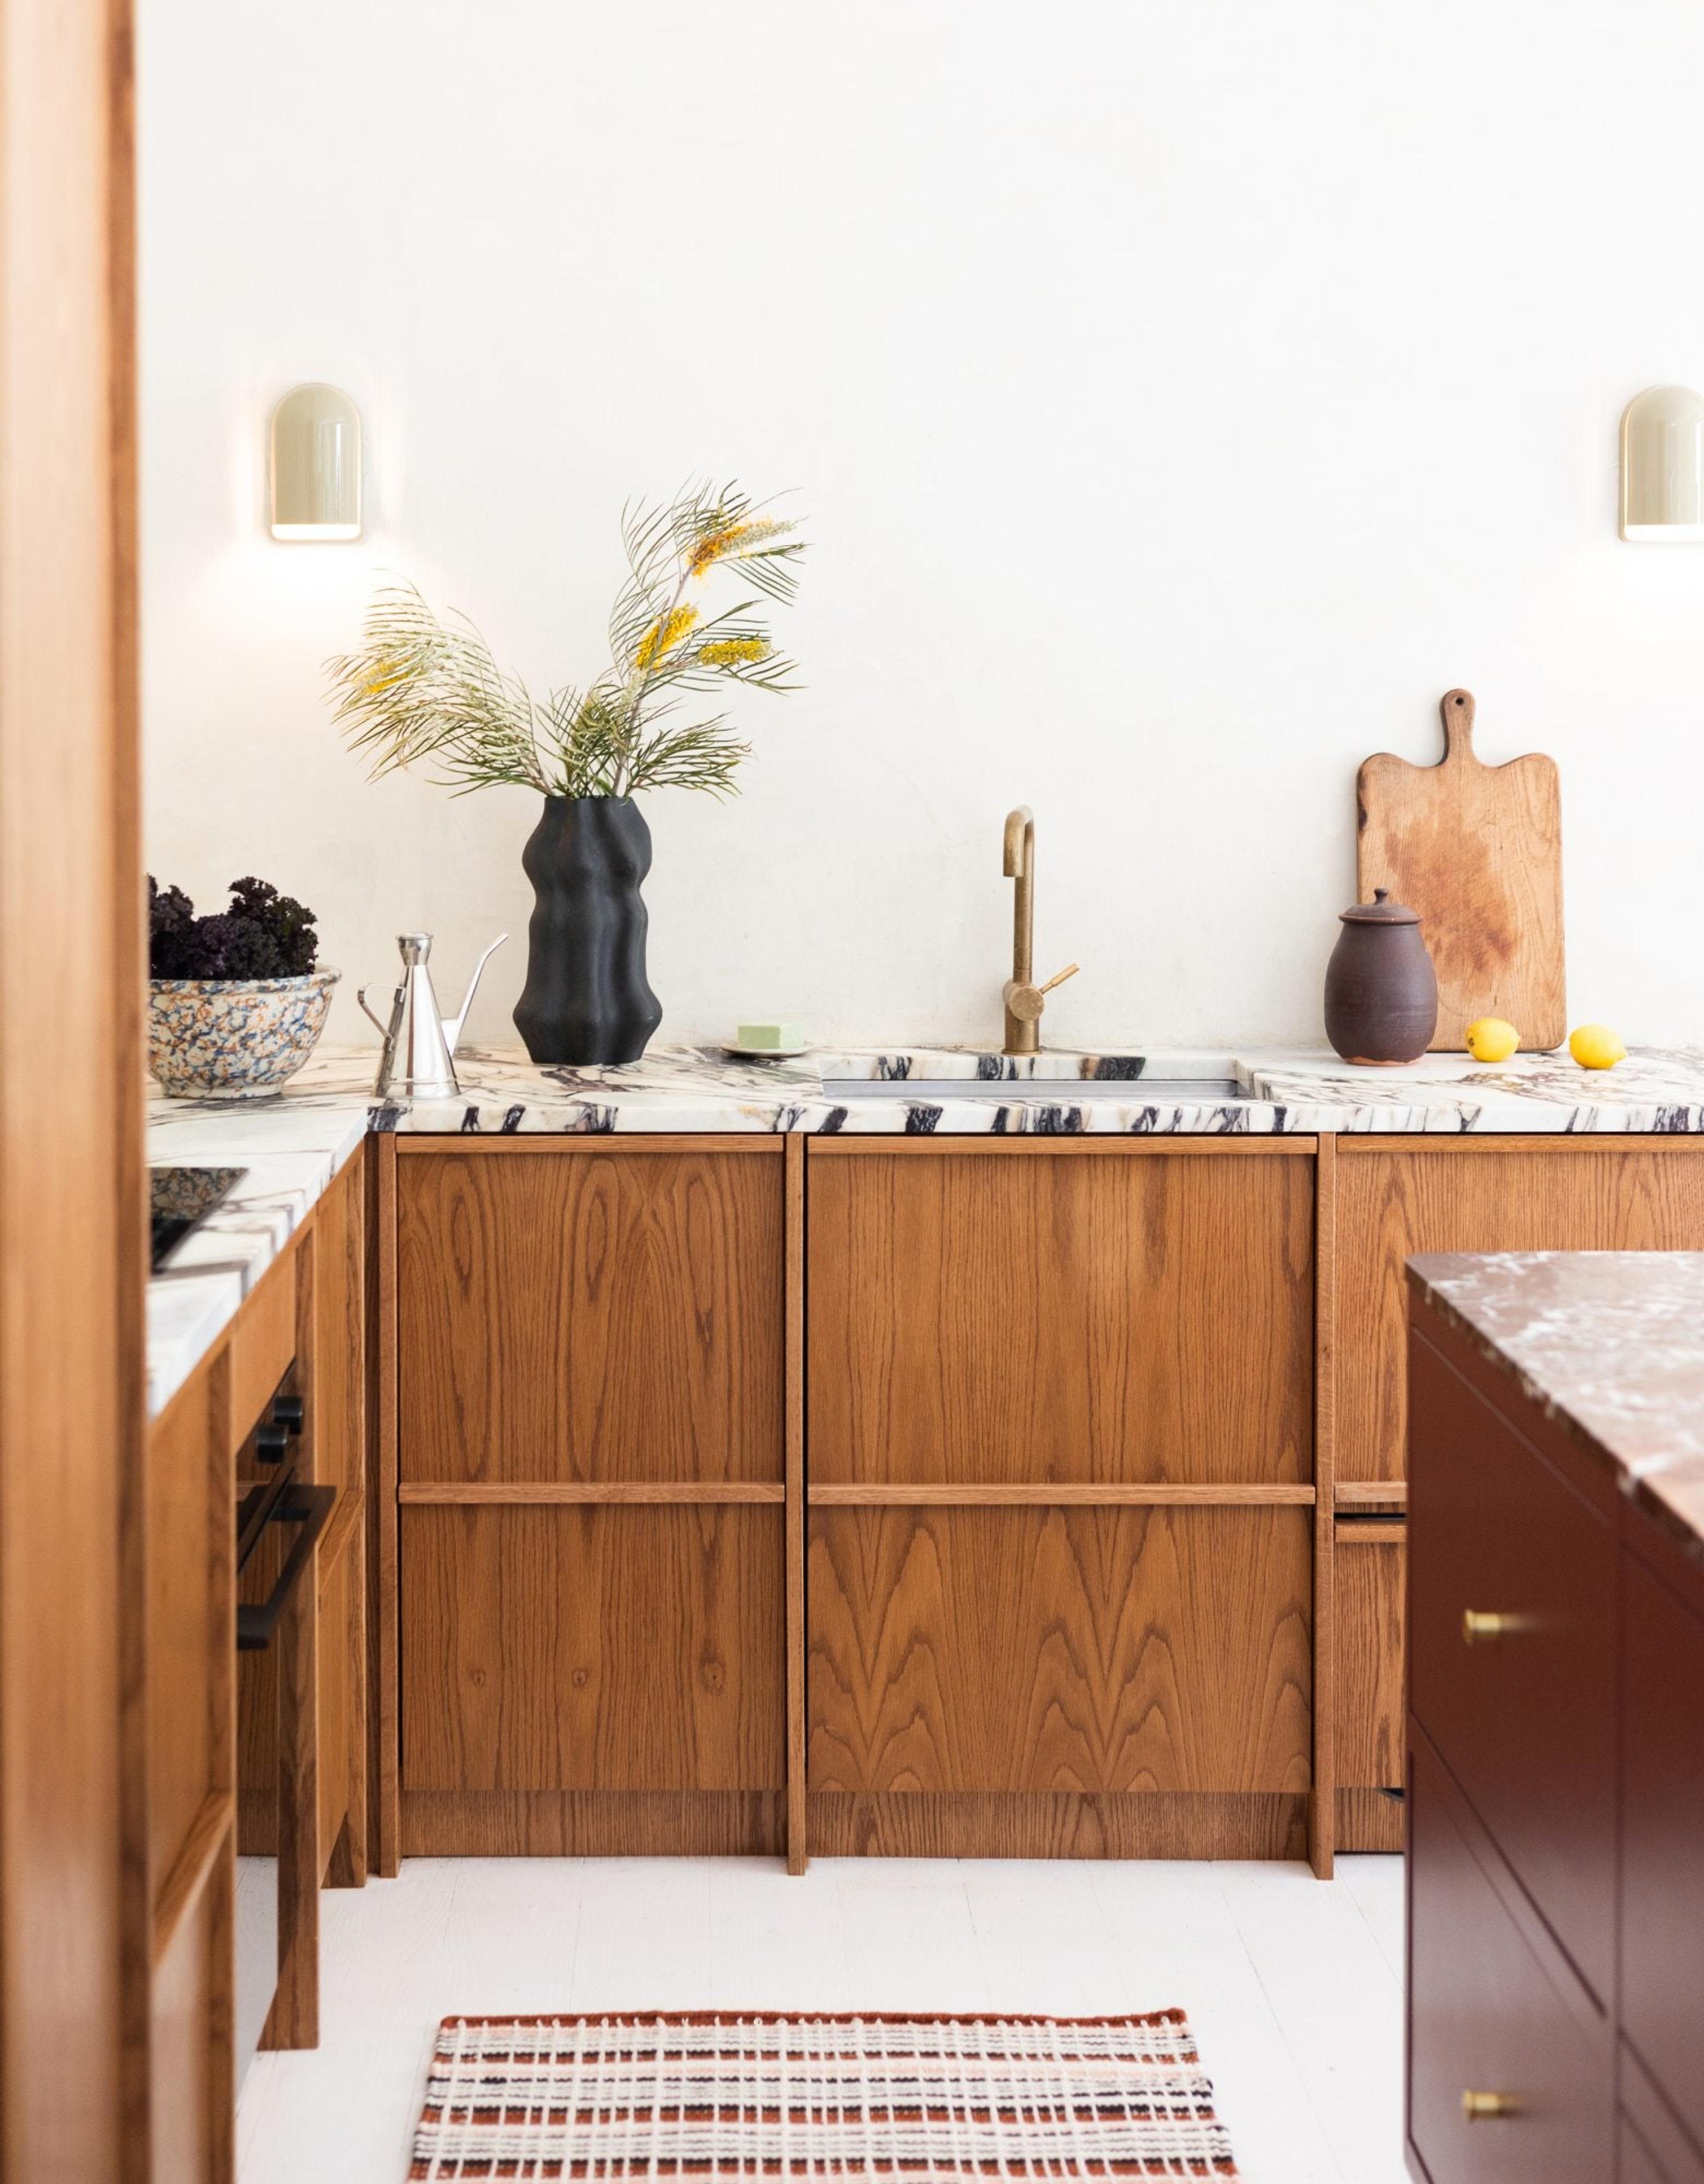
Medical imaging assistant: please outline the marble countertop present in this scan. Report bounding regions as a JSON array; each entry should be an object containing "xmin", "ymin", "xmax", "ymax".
[
  {"xmin": 1409, "ymin": 1251, "xmax": 1704, "ymax": 1562},
  {"xmin": 146, "ymin": 1092, "xmax": 367, "ymax": 1418},
  {"xmin": 207, "ymin": 1039, "xmax": 1704, "ymax": 1138},
  {"xmin": 146, "ymin": 1039, "xmax": 1704, "ymax": 1418}
]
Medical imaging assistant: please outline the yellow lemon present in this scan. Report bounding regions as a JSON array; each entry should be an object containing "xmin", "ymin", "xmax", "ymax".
[
  {"xmin": 1568, "ymin": 1023, "xmax": 1627, "ymax": 1070},
  {"xmin": 1464, "ymin": 1017, "xmax": 1520, "ymax": 1063}
]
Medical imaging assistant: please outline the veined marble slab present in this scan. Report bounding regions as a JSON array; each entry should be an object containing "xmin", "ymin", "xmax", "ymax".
[
  {"xmin": 1409, "ymin": 1251, "xmax": 1704, "ymax": 1564},
  {"xmin": 146, "ymin": 1093, "xmax": 367, "ymax": 1418}
]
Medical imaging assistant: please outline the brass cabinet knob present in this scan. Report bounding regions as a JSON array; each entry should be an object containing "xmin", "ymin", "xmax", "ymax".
[
  {"xmin": 1462, "ymin": 2090, "xmax": 1523, "ymax": 2121},
  {"xmin": 1462, "ymin": 1609, "xmax": 1534, "ymax": 1643}
]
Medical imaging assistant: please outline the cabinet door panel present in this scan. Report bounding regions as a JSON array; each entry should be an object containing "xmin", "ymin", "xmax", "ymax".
[
  {"xmin": 808, "ymin": 1505, "xmax": 1311, "ymax": 1794},
  {"xmin": 399, "ymin": 1147, "xmax": 784, "ymax": 1484},
  {"xmin": 1336, "ymin": 1536, "xmax": 1404, "ymax": 1791},
  {"xmin": 1621, "ymin": 1548, "xmax": 1704, "ymax": 2154},
  {"xmin": 1339, "ymin": 1144, "xmax": 1704, "ymax": 1482},
  {"xmin": 402, "ymin": 1505, "xmax": 784, "ymax": 1792},
  {"xmin": 1407, "ymin": 1735, "xmax": 1610, "ymax": 2184},
  {"xmin": 808, "ymin": 1149, "xmax": 1314, "ymax": 1484},
  {"xmin": 1408, "ymin": 1330, "xmax": 1615, "ymax": 2005}
]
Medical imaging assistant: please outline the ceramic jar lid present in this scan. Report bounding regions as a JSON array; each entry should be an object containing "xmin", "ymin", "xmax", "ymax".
[{"xmin": 1338, "ymin": 886, "xmax": 1421, "ymax": 925}]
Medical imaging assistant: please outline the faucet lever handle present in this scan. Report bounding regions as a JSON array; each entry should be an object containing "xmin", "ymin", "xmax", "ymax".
[{"xmin": 1038, "ymin": 962, "xmax": 1080, "ymax": 996}]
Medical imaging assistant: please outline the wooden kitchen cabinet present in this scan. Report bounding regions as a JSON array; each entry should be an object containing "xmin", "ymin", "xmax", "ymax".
[
  {"xmin": 391, "ymin": 1139, "xmax": 795, "ymax": 1859},
  {"xmin": 134, "ymin": 1150, "xmax": 369, "ymax": 2181},
  {"xmin": 805, "ymin": 1141, "xmax": 1317, "ymax": 1860},
  {"xmin": 1336, "ymin": 1141, "xmax": 1704, "ymax": 1484}
]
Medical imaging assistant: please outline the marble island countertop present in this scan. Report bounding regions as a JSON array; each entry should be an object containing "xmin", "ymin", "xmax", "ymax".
[
  {"xmin": 145, "ymin": 1039, "xmax": 1704, "ymax": 1418},
  {"xmin": 1408, "ymin": 1251, "xmax": 1704, "ymax": 1565}
]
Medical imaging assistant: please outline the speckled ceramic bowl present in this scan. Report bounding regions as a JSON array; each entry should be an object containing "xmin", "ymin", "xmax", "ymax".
[{"xmin": 147, "ymin": 969, "xmax": 340, "ymax": 1099}]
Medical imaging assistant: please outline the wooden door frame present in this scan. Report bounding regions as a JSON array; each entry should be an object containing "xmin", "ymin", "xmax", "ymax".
[{"xmin": 0, "ymin": 0, "xmax": 144, "ymax": 2174}]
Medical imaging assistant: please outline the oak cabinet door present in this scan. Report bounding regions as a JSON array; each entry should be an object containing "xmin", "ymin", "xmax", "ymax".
[
  {"xmin": 807, "ymin": 1147, "xmax": 1314, "ymax": 1485},
  {"xmin": 402, "ymin": 1504, "xmax": 784, "ymax": 1793},
  {"xmin": 808, "ymin": 1504, "xmax": 1312, "ymax": 1795},
  {"xmin": 1338, "ymin": 1143, "xmax": 1704, "ymax": 1483},
  {"xmin": 1336, "ymin": 1536, "xmax": 1404, "ymax": 1792},
  {"xmin": 399, "ymin": 1146, "xmax": 784, "ymax": 1484}
]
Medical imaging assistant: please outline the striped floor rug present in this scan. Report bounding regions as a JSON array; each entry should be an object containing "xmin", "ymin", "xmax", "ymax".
[{"xmin": 409, "ymin": 2008, "xmax": 1238, "ymax": 2178}]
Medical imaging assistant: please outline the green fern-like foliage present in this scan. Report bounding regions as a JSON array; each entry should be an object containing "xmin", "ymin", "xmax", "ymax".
[{"xmin": 327, "ymin": 482, "xmax": 805, "ymax": 800}]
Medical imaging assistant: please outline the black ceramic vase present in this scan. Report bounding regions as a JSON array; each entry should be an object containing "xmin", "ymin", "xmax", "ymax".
[{"xmin": 513, "ymin": 795, "xmax": 663, "ymax": 1066}]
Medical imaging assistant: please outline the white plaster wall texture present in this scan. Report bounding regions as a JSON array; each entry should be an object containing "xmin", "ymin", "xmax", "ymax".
[{"xmin": 139, "ymin": 0, "xmax": 1704, "ymax": 1050}]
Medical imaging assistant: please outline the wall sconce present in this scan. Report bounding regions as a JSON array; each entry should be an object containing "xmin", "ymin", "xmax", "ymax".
[
  {"xmin": 269, "ymin": 382, "xmax": 362, "ymax": 541},
  {"xmin": 1620, "ymin": 385, "xmax": 1704, "ymax": 542}
]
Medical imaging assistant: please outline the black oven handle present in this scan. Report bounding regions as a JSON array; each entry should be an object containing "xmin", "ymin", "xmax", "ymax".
[{"xmin": 237, "ymin": 1485, "xmax": 335, "ymax": 1652}]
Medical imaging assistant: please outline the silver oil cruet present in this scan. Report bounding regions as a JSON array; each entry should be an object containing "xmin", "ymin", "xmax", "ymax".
[{"xmin": 359, "ymin": 932, "xmax": 506, "ymax": 1100}]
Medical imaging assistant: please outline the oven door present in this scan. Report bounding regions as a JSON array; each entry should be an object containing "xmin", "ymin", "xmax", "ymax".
[{"xmin": 235, "ymin": 1477, "xmax": 333, "ymax": 2087}]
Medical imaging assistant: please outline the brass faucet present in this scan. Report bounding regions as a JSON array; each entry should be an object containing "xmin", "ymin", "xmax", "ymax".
[{"xmin": 1001, "ymin": 806, "xmax": 1079, "ymax": 1055}]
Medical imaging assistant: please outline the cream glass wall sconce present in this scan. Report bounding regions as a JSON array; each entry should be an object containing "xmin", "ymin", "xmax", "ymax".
[
  {"xmin": 1620, "ymin": 386, "xmax": 1704, "ymax": 542},
  {"xmin": 269, "ymin": 383, "xmax": 362, "ymax": 540}
]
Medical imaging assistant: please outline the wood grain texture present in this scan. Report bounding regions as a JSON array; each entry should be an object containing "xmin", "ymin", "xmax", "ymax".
[
  {"xmin": 808, "ymin": 1138, "xmax": 1315, "ymax": 1160},
  {"xmin": 0, "ymin": 0, "xmax": 144, "ymax": 2171},
  {"xmin": 806, "ymin": 1791, "xmax": 1310, "ymax": 1861},
  {"xmin": 808, "ymin": 1505, "xmax": 1311, "ymax": 1796},
  {"xmin": 1310, "ymin": 1133, "xmax": 1336, "ymax": 1878},
  {"xmin": 1337, "ymin": 1140, "xmax": 1704, "ymax": 1480},
  {"xmin": 808, "ymin": 1482, "xmax": 1315, "ymax": 1506},
  {"xmin": 401, "ymin": 1505, "xmax": 785, "ymax": 1799},
  {"xmin": 1336, "ymin": 1480, "xmax": 1407, "ymax": 1509},
  {"xmin": 1336, "ymin": 1787, "xmax": 1404, "ymax": 1853},
  {"xmin": 311, "ymin": 1152, "xmax": 365, "ymax": 1501},
  {"xmin": 148, "ymin": 1850, "xmax": 233, "ymax": 2184},
  {"xmin": 401, "ymin": 1790, "xmax": 784, "ymax": 1858},
  {"xmin": 396, "ymin": 1134, "xmax": 785, "ymax": 1160},
  {"xmin": 1336, "ymin": 1537, "xmax": 1404, "ymax": 1792},
  {"xmin": 369, "ymin": 1133, "xmax": 399, "ymax": 1877},
  {"xmin": 259, "ymin": 1523, "xmax": 317, "ymax": 2054},
  {"xmin": 784, "ymin": 1135, "xmax": 807, "ymax": 1874},
  {"xmin": 229, "ymin": 1247, "xmax": 296, "ymax": 1461},
  {"xmin": 1357, "ymin": 688, "xmax": 1566, "ymax": 1050},
  {"xmin": 398, "ymin": 1146, "xmax": 785, "ymax": 1484},
  {"xmin": 807, "ymin": 1148, "xmax": 1314, "ymax": 1486},
  {"xmin": 398, "ymin": 1480, "xmax": 784, "ymax": 1505}
]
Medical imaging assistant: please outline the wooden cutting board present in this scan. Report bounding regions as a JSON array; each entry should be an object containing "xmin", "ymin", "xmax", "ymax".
[{"xmin": 1356, "ymin": 689, "xmax": 1565, "ymax": 1051}]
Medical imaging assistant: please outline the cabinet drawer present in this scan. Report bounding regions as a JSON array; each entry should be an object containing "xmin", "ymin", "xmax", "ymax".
[
  {"xmin": 1408, "ymin": 1735, "xmax": 1610, "ymax": 2184},
  {"xmin": 1621, "ymin": 1547, "xmax": 1704, "ymax": 2156},
  {"xmin": 1408, "ymin": 1330, "xmax": 1614, "ymax": 2001},
  {"xmin": 809, "ymin": 1503, "xmax": 1312, "ymax": 1794},
  {"xmin": 401, "ymin": 1505, "xmax": 784, "ymax": 1793}
]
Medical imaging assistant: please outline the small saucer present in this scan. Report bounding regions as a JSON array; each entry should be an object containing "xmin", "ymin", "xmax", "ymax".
[{"xmin": 722, "ymin": 1045, "xmax": 809, "ymax": 1062}]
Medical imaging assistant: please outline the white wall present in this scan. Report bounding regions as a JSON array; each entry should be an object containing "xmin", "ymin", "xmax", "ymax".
[{"xmin": 139, "ymin": 0, "xmax": 1704, "ymax": 1052}]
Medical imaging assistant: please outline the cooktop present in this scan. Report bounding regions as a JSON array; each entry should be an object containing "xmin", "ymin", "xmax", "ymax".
[{"xmin": 149, "ymin": 1164, "xmax": 246, "ymax": 1271}]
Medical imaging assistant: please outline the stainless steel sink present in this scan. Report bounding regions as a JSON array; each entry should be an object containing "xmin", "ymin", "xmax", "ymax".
[{"xmin": 819, "ymin": 1076, "xmax": 1253, "ymax": 1102}]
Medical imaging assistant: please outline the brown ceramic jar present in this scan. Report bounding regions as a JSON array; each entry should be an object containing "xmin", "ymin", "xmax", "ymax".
[{"xmin": 1324, "ymin": 888, "xmax": 1438, "ymax": 1064}]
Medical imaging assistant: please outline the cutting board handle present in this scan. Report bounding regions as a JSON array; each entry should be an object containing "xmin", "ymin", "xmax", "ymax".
[{"xmin": 1440, "ymin": 687, "xmax": 1476, "ymax": 762}]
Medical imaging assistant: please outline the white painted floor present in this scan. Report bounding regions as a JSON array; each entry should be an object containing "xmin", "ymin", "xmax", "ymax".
[{"xmin": 237, "ymin": 1854, "xmax": 1407, "ymax": 2184}]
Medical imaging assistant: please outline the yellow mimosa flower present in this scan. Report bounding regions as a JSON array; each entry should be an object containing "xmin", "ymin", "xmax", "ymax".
[
  {"xmin": 635, "ymin": 604, "xmax": 698, "ymax": 668},
  {"xmin": 698, "ymin": 637, "xmax": 770, "ymax": 667}
]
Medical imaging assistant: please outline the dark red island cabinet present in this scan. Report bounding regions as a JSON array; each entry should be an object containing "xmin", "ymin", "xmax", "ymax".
[{"xmin": 1407, "ymin": 1271, "xmax": 1704, "ymax": 2184}]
